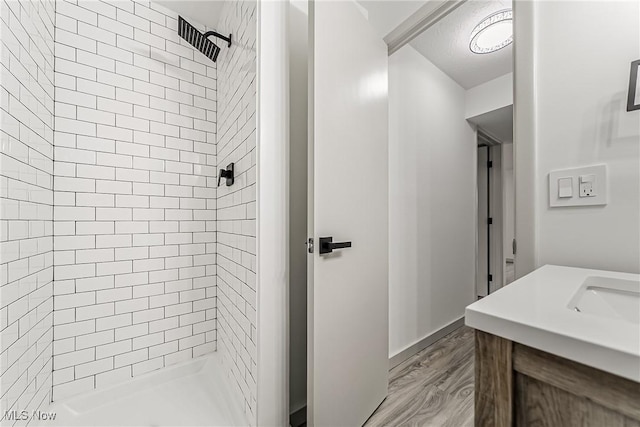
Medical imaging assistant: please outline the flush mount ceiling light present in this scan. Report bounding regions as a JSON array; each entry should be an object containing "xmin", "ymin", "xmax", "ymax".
[{"xmin": 469, "ymin": 9, "xmax": 513, "ymax": 54}]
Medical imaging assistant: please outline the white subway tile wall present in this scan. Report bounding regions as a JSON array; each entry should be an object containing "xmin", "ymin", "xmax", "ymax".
[
  {"xmin": 0, "ymin": 0, "xmax": 55, "ymax": 421},
  {"xmin": 51, "ymin": 0, "xmax": 218, "ymax": 401},
  {"xmin": 215, "ymin": 0, "xmax": 257, "ymax": 422}
]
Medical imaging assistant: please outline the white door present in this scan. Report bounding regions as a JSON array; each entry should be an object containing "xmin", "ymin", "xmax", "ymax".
[{"xmin": 308, "ymin": 1, "xmax": 389, "ymax": 426}]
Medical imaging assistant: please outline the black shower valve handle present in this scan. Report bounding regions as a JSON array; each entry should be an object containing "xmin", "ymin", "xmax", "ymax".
[{"xmin": 218, "ymin": 163, "xmax": 234, "ymax": 187}]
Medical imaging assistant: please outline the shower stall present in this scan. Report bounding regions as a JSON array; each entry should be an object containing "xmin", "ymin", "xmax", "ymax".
[{"xmin": 0, "ymin": 0, "xmax": 260, "ymax": 425}]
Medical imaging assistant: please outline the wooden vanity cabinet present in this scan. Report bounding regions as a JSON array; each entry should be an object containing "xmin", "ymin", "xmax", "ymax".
[{"xmin": 474, "ymin": 330, "xmax": 640, "ymax": 427}]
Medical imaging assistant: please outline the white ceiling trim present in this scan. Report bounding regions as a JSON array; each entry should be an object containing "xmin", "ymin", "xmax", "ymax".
[{"xmin": 385, "ymin": 0, "xmax": 467, "ymax": 55}]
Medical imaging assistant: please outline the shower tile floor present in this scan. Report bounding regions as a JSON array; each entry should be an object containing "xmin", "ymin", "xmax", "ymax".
[{"xmin": 38, "ymin": 354, "xmax": 247, "ymax": 427}]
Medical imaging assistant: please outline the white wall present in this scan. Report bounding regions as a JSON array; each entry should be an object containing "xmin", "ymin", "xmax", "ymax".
[
  {"xmin": 389, "ymin": 45, "xmax": 476, "ymax": 358},
  {"xmin": 215, "ymin": 0, "xmax": 258, "ymax": 422},
  {"xmin": 516, "ymin": 1, "xmax": 640, "ymax": 274},
  {"xmin": 465, "ymin": 72, "xmax": 513, "ymax": 120},
  {"xmin": 50, "ymin": 0, "xmax": 218, "ymax": 401},
  {"xmin": 0, "ymin": 0, "xmax": 55, "ymax": 415},
  {"xmin": 288, "ymin": 0, "xmax": 307, "ymax": 417}
]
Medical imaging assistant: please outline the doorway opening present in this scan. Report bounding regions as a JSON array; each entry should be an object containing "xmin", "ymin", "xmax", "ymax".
[{"xmin": 475, "ymin": 122, "xmax": 515, "ymax": 298}]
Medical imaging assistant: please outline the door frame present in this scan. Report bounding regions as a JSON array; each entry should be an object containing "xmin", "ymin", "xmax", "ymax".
[
  {"xmin": 256, "ymin": 1, "xmax": 289, "ymax": 426},
  {"xmin": 512, "ymin": 0, "xmax": 537, "ymax": 278}
]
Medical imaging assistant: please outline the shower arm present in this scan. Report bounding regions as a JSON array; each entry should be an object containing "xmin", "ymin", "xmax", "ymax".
[{"xmin": 203, "ymin": 31, "xmax": 232, "ymax": 48}]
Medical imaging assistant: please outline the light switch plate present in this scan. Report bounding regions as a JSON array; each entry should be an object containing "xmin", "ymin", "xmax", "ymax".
[
  {"xmin": 549, "ymin": 165, "xmax": 607, "ymax": 207},
  {"xmin": 558, "ymin": 177, "xmax": 573, "ymax": 198}
]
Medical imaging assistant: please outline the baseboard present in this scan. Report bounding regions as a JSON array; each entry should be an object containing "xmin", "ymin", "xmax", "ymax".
[
  {"xmin": 290, "ymin": 405, "xmax": 306, "ymax": 427},
  {"xmin": 388, "ymin": 317, "xmax": 466, "ymax": 369}
]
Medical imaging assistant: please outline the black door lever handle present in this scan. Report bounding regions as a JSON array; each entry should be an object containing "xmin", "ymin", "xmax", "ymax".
[{"xmin": 319, "ymin": 237, "xmax": 352, "ymax": 255}]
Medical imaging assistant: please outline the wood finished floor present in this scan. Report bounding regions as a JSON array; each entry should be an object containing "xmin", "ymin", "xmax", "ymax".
[{"xmin": 364, "ymin": 326, "xmax": 474, "ymax": 427}]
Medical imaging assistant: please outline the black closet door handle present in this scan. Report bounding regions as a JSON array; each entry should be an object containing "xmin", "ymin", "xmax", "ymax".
[{"xmin": 319, "ymin": 237, "xmax": 352, "ymax": 255}]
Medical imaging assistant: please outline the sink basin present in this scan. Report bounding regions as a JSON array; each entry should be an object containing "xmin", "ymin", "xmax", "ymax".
[{"xmin": 568, "ymin": 276, "xmax": 640, "ymax": 324}]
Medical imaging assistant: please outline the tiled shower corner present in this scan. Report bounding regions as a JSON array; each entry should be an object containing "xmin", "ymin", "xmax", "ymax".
[
  {"xmin": 50, "ymin": 0, "xmax": 218, "ymax": 401},
  {"xmin": 1, "ymin": 0, "xmax": 258, "ymax": 424}
]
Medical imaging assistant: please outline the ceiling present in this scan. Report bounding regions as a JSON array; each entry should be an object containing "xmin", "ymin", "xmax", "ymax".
[
  {"xmin": 408, "ymin": 0, "xmax": 513, "ymax": 89},
  {"xmin": 153, "ymin": 0, "xmax": 224, "ymax": 29},
  {"xmin": 468, "ymin": 105, "xmax": 513, "ymax": 143}
]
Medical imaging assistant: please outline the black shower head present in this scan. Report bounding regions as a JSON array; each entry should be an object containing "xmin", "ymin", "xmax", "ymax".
[{"xmin": 178, "ymin": 16, "xmax": 232, "ymax": 63}]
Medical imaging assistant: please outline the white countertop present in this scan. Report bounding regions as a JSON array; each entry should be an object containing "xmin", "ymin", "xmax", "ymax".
[{"xmin": 465, "ymin": 265, "xmax": 640, "ymax": 382}]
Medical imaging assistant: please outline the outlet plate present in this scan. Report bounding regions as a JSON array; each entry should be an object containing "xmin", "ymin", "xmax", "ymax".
[
  {"xmin": 549, "ymin": 165, "xmax": 607, "ymax": 207},
  {"xmin": 579, "ymin": 174, "xmax": 596, "ymax": 197}
]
